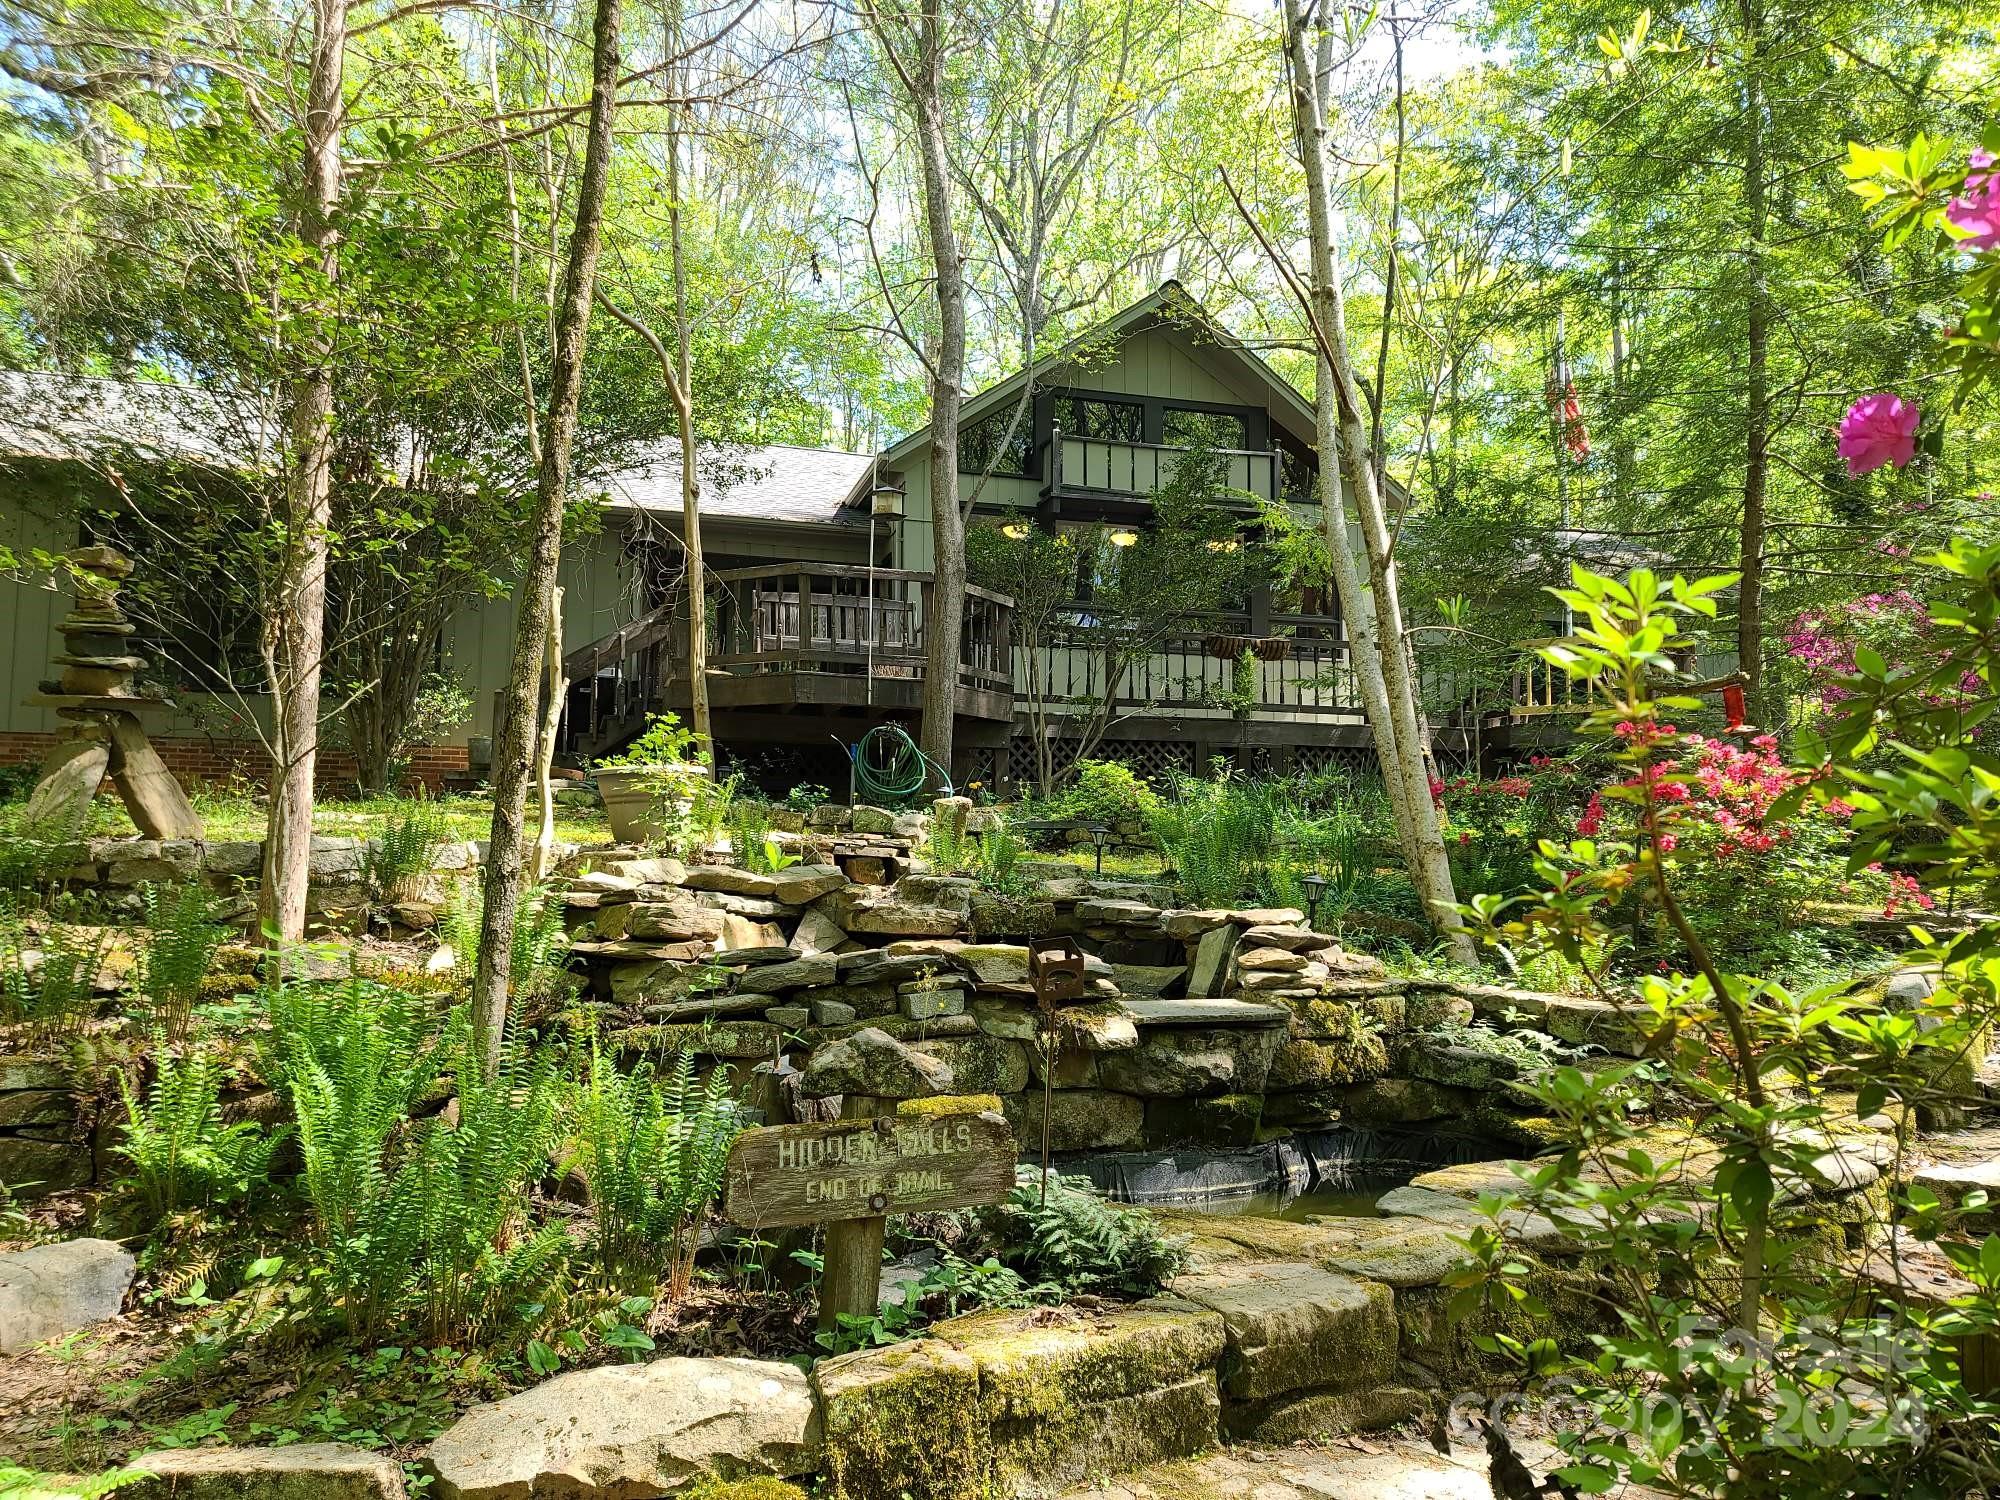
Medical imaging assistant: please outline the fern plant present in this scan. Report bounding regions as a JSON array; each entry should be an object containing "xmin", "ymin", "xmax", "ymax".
[
  {"xmin": 115, "ymin": 1043, "xmax": 281, "ymax": 1221},
  {"xmin": 436, "ymin": 880, "xmax": 573, "ymax": 1003},
  {"xmin": 0, "ymin": 911, "xmax": 108, "ymax": 1042},
  {"xmin": 365, "ymin": 796, "xmax": 453, "ymax": 902},
  {"xmin": 267, "ymin": 973, "xmax": 567, "ymax": 1340},
  {"xmin": 574, "ymin": 1041, "xmax": 739, "ymax": 1299},
  {"xmin": 136, "ymin": 883, "xmax": 230, "ymax": 1041},
  {"xmin": 992, "ymin": 1167, "xmax": 1188, "ymax": 1296}
]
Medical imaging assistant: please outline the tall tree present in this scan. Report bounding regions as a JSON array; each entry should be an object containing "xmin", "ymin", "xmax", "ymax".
[
  {"xmin": 255, "ymin": 0, "xmax": 345, "ymax": 944},
  {"xmin": 471, "ymin": 0, "xmax": 625, "ymax": 1078},
  {"xmin": 1266, "ymin": 0, "xmax": 1474, "ymax": 960},
  {"xmin": 863, "ymin": 0, "xmax": 967, "ymax": 780}
]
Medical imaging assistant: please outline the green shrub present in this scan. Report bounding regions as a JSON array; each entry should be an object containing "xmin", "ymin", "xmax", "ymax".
[
  {"xmin": 115, "ymin": 1043, "xmax": 281, "ymax": 1221},
  {"xmin": 990, "ymin": 1167, "xmax": 1187, "ymax": 1296},
  {"xmin": 573, "ymin": 1042, "xmax": 740, "ymax": 1298},
  {"xmin": 135, "ymin": 883, "xmax": 231, "ymax": 1041},
  {"xmin": 1039, "ymin": 759, "xmax": 1163, "ymax": 829}
]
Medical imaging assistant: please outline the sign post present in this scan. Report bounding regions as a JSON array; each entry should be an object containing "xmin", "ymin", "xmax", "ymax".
[{"xmin": 723, "ymin": 1104, "xmax": 1015, "ymax": 1333}]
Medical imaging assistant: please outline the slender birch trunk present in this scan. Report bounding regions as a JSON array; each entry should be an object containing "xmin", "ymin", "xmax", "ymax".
[
  {"xmin": 259, "ymin": 0, "xmax": 344, "ymax": 946},
  {"xmin": 1735, "ymin": 0, "xmax": 1770, "ymax": 721},
  {"xmin": 870, "ymin": 2, "xmax": 966, "ymax": 783},
  {"xmin": 1281, "ymin": 0, "xmax": 1473, "ymax": 961},
  {"xmin": 471, "ymin": 0, "xmax": 623, "ymax": 1076}
]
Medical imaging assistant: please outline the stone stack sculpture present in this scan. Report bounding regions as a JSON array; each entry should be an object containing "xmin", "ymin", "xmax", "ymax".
[{"xmin": 21, "ymin": 545, "xmax": 204, "ymax": 841}]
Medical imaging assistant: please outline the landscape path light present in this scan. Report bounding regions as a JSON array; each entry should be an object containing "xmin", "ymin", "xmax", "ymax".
[{"xmin": 1301, "ymin": 870, "xmax": 1328, "ymax": 929}]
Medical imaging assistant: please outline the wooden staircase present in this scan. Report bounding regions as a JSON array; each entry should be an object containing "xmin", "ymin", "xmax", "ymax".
[{"xmin": 561, "ymin": 597, "xmax": 682, "ymax": 760}]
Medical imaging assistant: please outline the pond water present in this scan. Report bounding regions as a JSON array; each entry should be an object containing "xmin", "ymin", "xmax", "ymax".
[{"xmin": 1062, "ymin": 1124, "xmax": 1501, "ymax": 1220}]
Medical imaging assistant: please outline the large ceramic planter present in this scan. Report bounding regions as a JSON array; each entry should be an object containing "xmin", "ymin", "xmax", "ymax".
[{"xmin": 596, "ymin": 762, "xmax": 707, "ymax": 845}]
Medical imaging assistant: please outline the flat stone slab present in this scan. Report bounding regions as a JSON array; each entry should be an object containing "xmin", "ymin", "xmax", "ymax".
[
  {"xmin": 1173, "ymin": 1260, "xmax": 1396, "ymax": 1402},
  {"xmin": 126, "ymin": 1444, "xmax": 405, "ymax": 1500},
  {"xmin": 0, "ymin": 1237, "xmax": 134, "ymax": 1355},
  {"xmin": 425, "ymin": 1357, "xmax": 818, "ymax": 1499},
  {"xmin": 1119, "ymin": 998, "xmax": 1290, "ymax": 1028}
]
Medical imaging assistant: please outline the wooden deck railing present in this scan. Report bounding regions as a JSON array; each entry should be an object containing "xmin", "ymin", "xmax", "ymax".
[
  {"xmin": 709, "ymin": 564, "xmax": 1013, "ymax": 694},
  {"xmin": 1044, "ymin": 431, "xmax": 1279, "ymax": 504}
]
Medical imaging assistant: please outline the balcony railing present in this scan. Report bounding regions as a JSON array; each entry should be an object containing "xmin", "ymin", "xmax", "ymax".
[
  {"xmin": 1016, "ymin": 613, "xmax": 1474, "ymax": 721},
  {"xmin": 1043, "ymin": 431, "xmax": 1279, "ymax": 506}
]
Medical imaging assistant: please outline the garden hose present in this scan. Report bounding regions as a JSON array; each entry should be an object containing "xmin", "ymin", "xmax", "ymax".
[{"xmin": 845, "ymin": 724, "xmax": 951, "ymax": 807}]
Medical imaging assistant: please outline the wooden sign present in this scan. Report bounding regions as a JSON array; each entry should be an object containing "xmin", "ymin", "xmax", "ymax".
[{"xmin": 723, "ymin": 1111, "xmax": 1016, "ymax": 1229}]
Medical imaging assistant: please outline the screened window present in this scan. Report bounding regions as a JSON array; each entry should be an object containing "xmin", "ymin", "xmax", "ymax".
[
  {"xmin": 1051, "ymin": 394, "xmax": 1144, "ymax": 443},
  {"xmin": 1162, "ymin": 407, "xmax": 1248, "ymax": 450},
  {"xmin": 957, "ymin": 404, "xmax": 1035, "ymax": 477}
]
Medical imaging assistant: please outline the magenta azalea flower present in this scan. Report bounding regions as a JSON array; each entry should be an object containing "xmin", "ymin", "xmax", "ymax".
[
  {"xmin": 1837, "ymin": 393, "xmax": 1920, "ymax": 477},
  {"xmin": 1947, "ymin": 179, "xmax": 2000, "ymax": 250}
]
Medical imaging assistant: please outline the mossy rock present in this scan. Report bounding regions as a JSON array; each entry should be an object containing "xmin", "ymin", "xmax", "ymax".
[
  {"xmin": 910, "ymin": 1034, "xmax": 1030, "ymax": 1094},
  {"xmin": 1000, "ymin": 1089, "xmax": 1145, "ymax": 1152},
  {"xmin": 679, "ymin": 1481, "xmax": 810, "ymax": 1500},
  {"xmin": 931, "ymin": 1300, "xmax": 1225, "ymax": 1421},
  {"xmin": 813, "ymin": 1338, "xmax": 986, "ymax": 1500},
  {"xmin": 1270, "ymin": 1003, "xmax": 1390, "ymax": 1086},
  {"xmin": 1143, "ymin": 1093, "xmax": 1263, "ymax": 1147},
  {"xmin": 1226, "ymin": 1382, "xmax": 1434, "ymax": 1442},
  {"xmin": 931, "ymin": 1300, "xmax": 1225, "ymax": 1491},
  {"xmin": 1173, "ymin": 1260, "xmax": 1397, "ymax": 1402},
  {"xmin": 895, "ymin": 1092, "xmax": 1002, "ymax": 1119}
]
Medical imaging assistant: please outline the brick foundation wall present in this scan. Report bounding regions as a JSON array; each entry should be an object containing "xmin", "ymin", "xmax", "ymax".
[{"xmin": 0, "ymin": 732, "xmax": 470, "ymax": 796}]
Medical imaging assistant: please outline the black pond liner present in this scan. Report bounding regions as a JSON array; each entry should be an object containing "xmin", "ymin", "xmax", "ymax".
[{"xmin": 1056, "ymin": 1123, "xmax": 1506, "ymax": 1218}]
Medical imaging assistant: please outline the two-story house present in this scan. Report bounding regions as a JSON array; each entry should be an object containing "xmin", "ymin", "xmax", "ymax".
[{"xmin": 0, "ymin": 284, "xmax": 1501, "ymax": 796}]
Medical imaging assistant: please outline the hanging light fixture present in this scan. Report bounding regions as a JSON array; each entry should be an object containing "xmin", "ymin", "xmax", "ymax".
[{"xmin": 1108, "ymin": 528, "xmax": 1139, "ymax": 548}]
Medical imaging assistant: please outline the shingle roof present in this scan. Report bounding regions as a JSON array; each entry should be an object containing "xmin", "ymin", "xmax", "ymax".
[
  {"xmin": 0, "ymin": 370, "xmax": 252, "ymax": 470},
  {"xmin": 599, "ymin": 440, "xmax": 875, "ymax": 527},
  {"xmin": 1, "ymin": 372, "xmax": 873, "ymax": 529}
]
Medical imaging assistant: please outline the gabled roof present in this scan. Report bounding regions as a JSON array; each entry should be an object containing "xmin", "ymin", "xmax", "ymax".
[{"xmin": 846, "ymin": 281, "xmax": 1318, "ymax": 507}]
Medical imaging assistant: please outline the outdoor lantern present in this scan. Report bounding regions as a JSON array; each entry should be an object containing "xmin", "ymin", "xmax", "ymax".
[
  {"xmin": 1301, "ymin": 871, "xmax": 1329, "ymax": 928},
  {"xmin": 1108, "ymin": 527, "xmax": 1138, "ymax": 548},
  {"xmin": 1089, "ymin": 823, "xmax": 1110, "ymax": 875},
  {"xmin": 1001, "ymin": 521, "xmax": 1031, "ymax": 541}
]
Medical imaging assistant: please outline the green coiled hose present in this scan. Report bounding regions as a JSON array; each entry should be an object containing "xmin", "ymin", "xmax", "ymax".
[{"xmin": 848, "ymin": 724, "xmax": 949, "ymax": 806}]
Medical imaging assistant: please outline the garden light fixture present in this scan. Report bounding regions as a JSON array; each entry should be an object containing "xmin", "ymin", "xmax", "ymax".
[
  {"xmin": 1089, "ymin": 823, "xmax": 1110, "ymax": 874},
  {"xmin": 1301, "ymin": 871, "xmax": 1328, "ymax": 928}
]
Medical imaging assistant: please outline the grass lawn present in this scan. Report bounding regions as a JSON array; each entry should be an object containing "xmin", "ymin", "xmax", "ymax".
[{"xmin": 0, "ymin": 786, "xmax": 614, "ymax": 848}]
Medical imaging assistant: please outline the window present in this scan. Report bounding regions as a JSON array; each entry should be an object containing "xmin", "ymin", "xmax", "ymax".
[
  {"xmin": 1280, "ymin": 446, "xmax": 1315, "ymax": 502},
  {"xmin": 957, "ymin": 404, "xmax": 1035, "ymax": 477},
  {"xmin": 1162, "ymin": 407, "xmax": 1248, "ymax": 450},
  {"xmin": 1051, "ymin": 394, "xmax": 1144, "ymax": 443}
]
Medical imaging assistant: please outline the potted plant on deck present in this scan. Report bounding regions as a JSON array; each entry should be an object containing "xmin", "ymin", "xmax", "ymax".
[{"xmin": 592, "ymin": 713, "xmax": 709, "ymax": 845}]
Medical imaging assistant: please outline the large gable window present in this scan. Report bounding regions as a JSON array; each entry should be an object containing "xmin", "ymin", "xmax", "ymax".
[
  {"xmin": 1161, "ymin": 407, "xmax": 1248, "ymax": 450},
  {"xmin": 957, "ymin": 405, "xmax": 1035, "ymax": 477},
  {"xmin": 1051, "ymin": 394, "xmax": 1144, "ymax": 443}
]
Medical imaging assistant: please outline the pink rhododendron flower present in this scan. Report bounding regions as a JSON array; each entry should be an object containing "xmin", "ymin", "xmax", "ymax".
[
  {"xmin": 1838, "ymin": 394, "xmax": 1921, "ymax": 476},
  {"xmin": 1949, "ymin": 150, "xmax": 2000, "ymax": 250}
]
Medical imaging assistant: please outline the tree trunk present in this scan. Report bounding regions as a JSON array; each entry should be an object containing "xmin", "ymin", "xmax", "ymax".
[
  {"xmin": 471, "ymin": 0, "xmax": 622, "ymax": 1078},
  {"xmin": 531, "ymin": 586, "xmax": 566, "ymax": 881},
  {"xmin": 908, "ymin": 7, "xmax": 966, "ymax": 782},
  {"xmin": 1280, "ymin": 0, "xmax": 1473, "ymax": 962},
  {"xmin": 1736, "ymin": 0, "xmax": 1770, "ymax": 721},
  {"xmin": 258, "ymin": 0, "xmax": 345, "ymax": 947}
]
